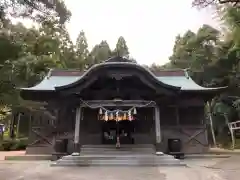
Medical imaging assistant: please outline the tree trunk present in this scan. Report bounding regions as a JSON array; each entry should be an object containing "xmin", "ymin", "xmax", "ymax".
[{"xmin": 207, "ymin": 101, "xmax": 216, "ymax": 147}]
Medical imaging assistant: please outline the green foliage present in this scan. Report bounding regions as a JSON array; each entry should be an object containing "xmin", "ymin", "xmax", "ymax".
[
  {"xmin": 169, "ymin": 25, "xmax": 220, "ymax": 73},
  {"xmin": 192, "ymin": 0, "xmax": 240, "ymax": 8},
  {"xmin": 10, "ymin": 138, "xmax": 29, "ymax": 150},
  {"xmin": 113, "ymin": 36, "xmax": 129, "ymax": 58},
  {"xmin": 167, "ymin": 6, "xmax": 240, "ymax": 147},
  {"xmin": 0, "ymin": 10, "xmax": 133, "ymax": 120},
  {"xmin": 0, "ymin": 138, "xmax": 28, "ymax": 151},
  {"xmin": 1, "ymin": 0, "xmax": 71, "ymax": 24},
  {"xmin": 0, "ymin": 0, "xmax": 238, "ymax": 150},
  {"xmin": 0, "ymin": 139, "xmax": 14, "ymax": 151}
]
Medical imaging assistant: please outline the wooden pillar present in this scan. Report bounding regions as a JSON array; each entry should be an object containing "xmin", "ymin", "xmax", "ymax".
[
  {"xmin": 52, "ymin": 108, "xmax": 59, "ymax": 154},
  {"xmin": 9, "ymin": 112, "xmax": 16, "ymax": 139},
  {"xmin": 175, "ymin": 106, "xmax": 180, "ymax": 126},
  {"xmin": 16, "ymin": 113, "xmax": 21, "ymax": 139},
  {"xmin": 207, "ymin": 101, "xmax": 216, "ymax": 147},
  {"xmin": 155, "ymin": 105, "xmax": 161, "ymax": 151},
  {"xmin": 28, "ymin": 113, "xmax": 32, "ymax": 138},
  {"xmin": 72, "ymin": 106, "xmax": 81, "ymax": 156}
]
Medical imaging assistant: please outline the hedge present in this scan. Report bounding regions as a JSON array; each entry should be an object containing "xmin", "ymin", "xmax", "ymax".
[{"xmin": 0, "ymin": 138, "xmax": 28, "ymax": 151}]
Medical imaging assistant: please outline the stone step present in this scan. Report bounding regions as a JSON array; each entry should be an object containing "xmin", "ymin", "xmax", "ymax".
[
  {"xmin": 59, "ymin": 158, "xmax": 180, "ymax": 163},
  {"xmin": 52, "ymin": 162, "xmax": 186, "ymax": 167},
  {"xmin": 80, "ymin": 152, "xmax": 154, "ymax": 156},
  {"xmin": 81, "ymin": 148, "xmax": 155, "ymax": 153},
  {"xmin": 52, "ymin": 157, "xmax": 185, "ymax": 167},
  {"xmin": 81, "ymin": 146, "xmax": 155, "ymax": 155},
  {"xmin": 80, "ymin": 153, "xmax": 155, "ymax": 156},
  {"xmin": 81, "ymin": 144, "xmax": 155, "ymax": 148},
  {"xmin": 52, "ymin": 153, "xmax": 186, "ymax": 167},
  {"xmin": 52, "ymin": 143, "xmax": 185, "ymax": 167},
  {"xmin": 80, "ymin": 144, "xmax": 155, "ymax": 154},
  {"xmin": 61, "ymin": 154, "xmax": 176, "ymax": 161},
  {"xmin": 81, "ymin": 147, "xmax": 154, "ymax": 150}
]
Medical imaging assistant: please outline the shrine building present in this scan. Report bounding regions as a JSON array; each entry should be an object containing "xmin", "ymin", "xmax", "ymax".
[{"xmin": 20, "ymin": 57, "xmax": 226, "ymax": 156}]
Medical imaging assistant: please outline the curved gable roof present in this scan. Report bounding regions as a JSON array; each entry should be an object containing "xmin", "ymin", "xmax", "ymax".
[
  {"xmin": 20, "ymin": 57, "xmax": 227, "ymax": 92},
  {"xmin": 54, "ymin": 61, "xmax": 181, "ymax": 91}
]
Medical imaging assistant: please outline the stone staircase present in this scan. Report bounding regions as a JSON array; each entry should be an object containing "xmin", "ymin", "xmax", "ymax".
[{"xmin": 51, "ymin": 144, "xmax": 186, "ymax": 167}]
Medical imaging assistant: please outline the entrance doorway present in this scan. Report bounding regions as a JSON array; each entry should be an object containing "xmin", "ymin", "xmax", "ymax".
[{"xmin": 101, "ymin": 120, "xmax": 134, "ymax": 145}]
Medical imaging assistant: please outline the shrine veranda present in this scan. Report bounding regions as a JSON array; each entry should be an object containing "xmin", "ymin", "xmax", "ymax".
[{"xmin": 17, "ymin": 57, "xmax": 226, "ymax": 155}]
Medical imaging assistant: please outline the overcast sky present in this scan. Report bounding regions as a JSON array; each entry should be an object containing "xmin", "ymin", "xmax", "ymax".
[
  {"xmin": 16, "ymin": 0, "xmax": 220, "ymax": 65},
  {"xmin": 64, "ymin": 0, "xmax": 220, "ymax": 65}
]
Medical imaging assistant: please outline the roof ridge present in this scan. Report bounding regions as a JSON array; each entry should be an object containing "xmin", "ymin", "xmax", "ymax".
[
  {"xmin": 49, "ymin": 69, "xmax": 84, "ymax": 77},
  {"xmin": 48, "ymin": 68, "xmax": 186, "ymax": 71},
  {"xmin": 151, "ymin": 68, "xmax": 185, "ymax": 72},
  {"xmin": 48, "ymin": 69, "xmax": 186, "ymax": 77},
  {"xmin": 48, "ymin": 68, "xmax": 187, "ymax": 76}
]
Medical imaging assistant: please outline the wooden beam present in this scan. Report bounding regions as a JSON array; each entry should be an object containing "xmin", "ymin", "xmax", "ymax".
[
  {"xmin": 80, "ymin": 100, "xmax": 156, "ymax": 107},
  {"xmin": 80, "ymin": 89, "xmax": 157, "ymax": 99}
]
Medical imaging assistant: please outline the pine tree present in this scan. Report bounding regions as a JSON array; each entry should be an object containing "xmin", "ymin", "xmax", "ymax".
[
  {"xmin": 76, "ymin": 30, "xmax": 89, "ymax": 60},
  {"xmin": 113, "ymin": 36, "xmax": 129, "ymax": 58}
]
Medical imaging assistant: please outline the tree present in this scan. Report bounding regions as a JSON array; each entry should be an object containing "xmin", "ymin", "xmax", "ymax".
[
  {"xmin": 0, "ymin": 4, "xmax": 137, "ymax": 121},
  {"xmin": 84, "ymin": 40, "xmax": 112, "ymax": 68},
  {"xmin": 0, "ymin": 1, "xmax": 72, "ymax": 122},
  {"xmin": 0, "ymin": 22, "xmax": 24, "ymax": 114},
  {"xmin": 149, "ymin": 63, "xmax": 164, "ymax": 71},
  {"xmin": 169, "ymin": 31, "xmax": 197, "ymax": 69},
  {"xmin": 113, "ymin": 36, "xmax": 129, "ymax": 58},
  {"xmin": 169, "ymin": 25, "xmax": 220, "ymax": 76},
  {"xmin": 0, "ymin": 0, "xmax": 71, "ymax": 24},
  {"xmin": 192, "ymin": 0, "xmax": 240, "ymax": 7},
  {"xmin": 221, "ymin": 7, "xmax": 240, "ymax": 46},
  {"xmin": 75, "ymin": 30, "xmax": 89, "ymax": 67},
  {"xmin": 0, "ymin": 17, "xmax": 75, "ymax": 117},
  {"xmin": 167, "ymin": 5, "xmax": 240, "ymax": 147}
]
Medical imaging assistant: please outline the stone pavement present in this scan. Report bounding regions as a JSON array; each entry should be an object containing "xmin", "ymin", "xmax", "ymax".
[
  {"xmin": 0, "ymin": 151, "xmax": 25, "ymax": 160},
  {"xmin": 210, "ymin": 148, "xmax": 240, "ymax": 154},
  {"xmin": 0, "ymin": 156, "xmax": 240, "ymax": 180}
]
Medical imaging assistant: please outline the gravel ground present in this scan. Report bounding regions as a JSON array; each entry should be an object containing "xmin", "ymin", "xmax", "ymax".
[{"xmin": 0, "ymin": 157, "xmax": 239, "ymax": 180}]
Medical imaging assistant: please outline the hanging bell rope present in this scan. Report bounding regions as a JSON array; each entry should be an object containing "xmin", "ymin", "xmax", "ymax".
[
  {"xmin": 104, "ymin": 111, "xmax": 108, "ymax": 121},
  {"xmin": 123, "ymin": 113, "xmax": 127, "ymax": 120},
  {"xmin": 128, "ymin": 110, "xmax": 132, "ymax": 121},
  {"xmin": 116, "ymin": 111, "xmax": 119, "ymax": 121},
  {"xmin": 99, "ymin": 108, "xmax": 103, "ymax": 115},
  {"xmin": 133, "ymin": 108, "xmax": 137, "ymax": 115},
  {"xmin": 109, "ymin": 112, "xmax": 114, "ymax": 120}
]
